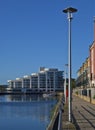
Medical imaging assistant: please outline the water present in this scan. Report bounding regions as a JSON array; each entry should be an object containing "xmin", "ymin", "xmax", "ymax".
[{"xmin": 0, "ymin": 94, "xmax": 57, "ymax": 130}]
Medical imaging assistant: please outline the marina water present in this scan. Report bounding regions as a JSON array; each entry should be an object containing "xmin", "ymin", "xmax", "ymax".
[{"xmin": 0, "ymin": 94, "xmax": 57, "ymax": 130}]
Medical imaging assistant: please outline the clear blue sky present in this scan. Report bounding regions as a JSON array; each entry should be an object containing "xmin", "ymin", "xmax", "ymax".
[{"xmin": 0, "ymin": 0, "xmax": 95, "ymax": 84}]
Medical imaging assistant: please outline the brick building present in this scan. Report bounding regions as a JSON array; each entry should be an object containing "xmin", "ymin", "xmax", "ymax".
[{"xmin": 90, "ymin": 17, "xmax": 95, "ymax": 86}]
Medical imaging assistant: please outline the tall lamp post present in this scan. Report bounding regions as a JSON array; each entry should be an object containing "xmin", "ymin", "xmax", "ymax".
[
  {"xmin": 64, "ymin": 64, "xmax": 68, "ymax": 103},
  {"xmin": 63, "ymin": 7, "xmax": 77, "ymax": 122}
]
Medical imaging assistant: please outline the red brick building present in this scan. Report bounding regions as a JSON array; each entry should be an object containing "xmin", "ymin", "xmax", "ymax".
[{"xmin": 90, "ymin": 18, "xmax": 95, "ymax": 86}]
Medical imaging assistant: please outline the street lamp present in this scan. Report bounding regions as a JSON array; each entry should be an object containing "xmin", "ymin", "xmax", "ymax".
[
  {"xmin": 63, "ymin": 7, "xmax": 77, "ymax": 122},
  {"xmin": 64, "ymin": 64, "xmax": 68, "ymax": 103}
]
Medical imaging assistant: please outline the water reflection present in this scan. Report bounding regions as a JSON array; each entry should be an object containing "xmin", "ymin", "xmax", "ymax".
[
  {"xmin": 0, "ymin": 94, "xmax": 43, "ymax": 102},
  {"xmin": 0, "ymin": 95, "xmax": 57, "ymax": 130}
]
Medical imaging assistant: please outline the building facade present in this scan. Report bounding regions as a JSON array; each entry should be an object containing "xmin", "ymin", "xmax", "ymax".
[
  {"xmin": 76, "ymin": 57, "xmax": 90, "ymax": 89},
  {"xmin": 90, "ymin": 41, "xmax": 95, "ymax": 86},
  {"xmin": 8, "ymin": 67, "xmax": 64, "ymax": 92},
  {"xmin": 75, "ymin": 18, "xmax": 95, "ymax": 98}
]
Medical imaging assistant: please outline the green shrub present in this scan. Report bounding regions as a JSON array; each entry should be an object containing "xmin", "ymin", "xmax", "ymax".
[
  {"xmin": 75, "ymin": 91, "xmax": 78, "ymax": 95},
  {"xmin": 93, "ymin": 95, "xmax": 95, "ymax": 99}
]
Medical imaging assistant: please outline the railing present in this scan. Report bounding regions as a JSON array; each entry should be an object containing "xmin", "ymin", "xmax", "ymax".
[
  {"xmin": 58, "ymin": 107, "xmax": 62, "ymax": 130},
  {"xmin": 46, "ymin": 94, "xmax": 64, "ymax": 130}
]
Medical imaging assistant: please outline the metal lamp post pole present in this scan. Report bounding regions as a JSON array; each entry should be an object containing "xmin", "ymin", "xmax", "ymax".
[
  {"xmin": 64, "ymin": 64, "xmax": 68, "ymax": 103},
  {"xmin": 63, "ymin": 7, "xmax": 77, "ymax": 122}
]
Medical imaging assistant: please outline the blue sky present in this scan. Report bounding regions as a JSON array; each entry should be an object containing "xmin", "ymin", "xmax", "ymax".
[{"xmin": 0, "ymin": 0, "xmax": 95, "ymax": 84}]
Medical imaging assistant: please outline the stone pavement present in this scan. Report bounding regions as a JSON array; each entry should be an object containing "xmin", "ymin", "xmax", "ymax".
[
  {"xmin": 62, "ymin": 95, "xmax": 95, "ymax": 130},
  {"xmin": 72, "ymin": 95, "xmax": 95, "ymax": 130},
  {"xmin": 62, "ymin": 100, "xmax": 76, "ymax": 130}
]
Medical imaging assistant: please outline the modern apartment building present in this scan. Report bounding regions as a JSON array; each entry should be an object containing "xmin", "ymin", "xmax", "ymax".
[{"xmin": 7, "ymin": 67, "xmax": 64, "ymax": 92}]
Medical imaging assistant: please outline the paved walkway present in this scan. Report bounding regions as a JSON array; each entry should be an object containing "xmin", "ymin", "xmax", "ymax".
[
  {"xmin": 62, "ymin": 98, "xmax": 76, "ymax": 130},
  {"xmin": 72, "ymin": 95, "xmax": 95, "ymax": 130}
]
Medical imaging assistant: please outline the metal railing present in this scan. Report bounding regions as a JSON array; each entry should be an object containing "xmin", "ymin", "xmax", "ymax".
[{"xmin": 46, "ymin": 95, "xmax": 64, "ymax": 130}]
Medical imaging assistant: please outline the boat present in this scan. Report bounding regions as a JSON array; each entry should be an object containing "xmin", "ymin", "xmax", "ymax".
[
  {"xmin": 43, "ymin": 78, "xmax": 56, "ymax": 98},
  {"xmin": 43, "ymin": 92, "xmax": 55, "ymax": 98}
]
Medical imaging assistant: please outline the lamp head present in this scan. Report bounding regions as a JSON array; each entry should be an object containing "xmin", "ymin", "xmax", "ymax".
[{"xmin": 63, "ymin": 7, "xmax": 77, "ymax": 13}]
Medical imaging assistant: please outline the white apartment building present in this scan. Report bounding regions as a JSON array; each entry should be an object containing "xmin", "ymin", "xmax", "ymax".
[{"xmin": 8, "ymin": 67, "xmax": 64, "ymax": 92}]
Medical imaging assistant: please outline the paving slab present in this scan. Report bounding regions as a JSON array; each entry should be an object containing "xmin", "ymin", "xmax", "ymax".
[
  {"xmin": 62, "ymin": 103, "xmax": 76, "ymax": 130},
  {"xmin": 72, "ymin": 95, "xmax": 95, "ymax": 130}
]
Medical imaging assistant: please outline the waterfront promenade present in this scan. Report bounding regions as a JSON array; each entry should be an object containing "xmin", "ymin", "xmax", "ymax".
[
  {"xmin": 45, "ymin": 92, "xmax": 95, "ymax": 130},
  {"xmin": 72, "ymin": 95, "xmax": 95, "ymax": 130},
  {"xmin": 62, "ymin": 95, "xmax": 95, "ymax": 130}
]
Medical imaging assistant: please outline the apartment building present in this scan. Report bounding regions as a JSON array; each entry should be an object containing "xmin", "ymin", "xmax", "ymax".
[
  {"xmin": 76, "ymin": 57, "xmax": 90, "ymax": 89},
  {"xmin": 8, "ymin": 67, "xmax": 64, "ymax": 92},
  {"xmin": 90, "ymin": 41, "xmax": 95, "ymax": 86},
  {"xmin": 75, "ymin": 18, "xmax": 95, "ymax": 98}
]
